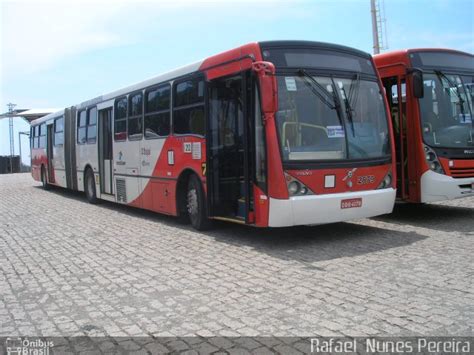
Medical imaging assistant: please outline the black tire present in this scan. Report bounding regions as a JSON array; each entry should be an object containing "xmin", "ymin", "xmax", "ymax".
[
  {"xmin": 176, "ymin": 207, "xmax": 190, "ymax": 225},
  {"xmin": 187, "ymin": 174, "xmax": 211, "ymax": 231},
  {"xmin": 41, "ymin": 166, "xmax": 50, "ymax": 190},
  {"xmin": 85, "ymin": 169, "xmax": 98, "ymax": 204}
]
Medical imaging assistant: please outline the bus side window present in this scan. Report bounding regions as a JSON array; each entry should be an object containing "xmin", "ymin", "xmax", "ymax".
[
  {"xmin": 77, "ymin": 110, "xmax": 87, "ymax": 144},
  {"xmin": 128, "ymin": 92, "xmax": 143, "ymax": 140},
  {"xmin": 39, "ymin": 124, "xmax": 46, "ymax": 148},
  {"xmin": 173, "ymin": 78, "xmax": 205, "ymax": 136},
  {"xmin": 87, "ymin": 107, "xmax": 97, "ymax": 144},
  {"xmin": 114, "ymin": 97, "xmax": 128, "ymax": 141},
  {"xmin": 35, "ymin": 126, "xmax": 39, "ymax": 148},
  {"xmin": 54, "ymin": 117, "xmax": 64, "ymax": 146},
  {"xmin": 32, "ymin": 126, "xmax": 37, "ymax": 148},
  {"xmin": 145, "ymin": 84, "xmax": 170, "ymax": 139}
]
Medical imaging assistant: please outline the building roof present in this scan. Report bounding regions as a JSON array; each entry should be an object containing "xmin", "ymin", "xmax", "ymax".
[{"xmin": 0, "ymin": 108, "xmax": 60, "ymax": 123}]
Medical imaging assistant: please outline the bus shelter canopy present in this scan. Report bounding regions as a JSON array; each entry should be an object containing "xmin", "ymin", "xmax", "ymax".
[{"xmin": 0, "ymin": 108, "xmax": 59, "ymax": 123}]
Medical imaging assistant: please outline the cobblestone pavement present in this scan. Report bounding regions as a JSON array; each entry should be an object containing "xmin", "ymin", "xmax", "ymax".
[{"xmin": 1, "ymin": 173, "xmax": 473, "ymax": 342}]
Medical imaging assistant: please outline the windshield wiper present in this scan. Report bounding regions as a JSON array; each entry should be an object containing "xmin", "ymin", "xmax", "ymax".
[
  {"xmin": 348, "ymin": 73, "xmax": 361, "ymax": 108},
  {"xmin": 328, "ymin": 76, "xmax": 346, "ymax": 129},
  {"xmin": 339, "ymin": 74, "xmax": 360, "ymax": 136},
  {"xmin": 297, "ymin": 69, "xmax": 347, "ymax": 145},
  {"xmin": 297, "ymin": 69, "xmax": 337, "ymax": 111},
  {"xmin": 435, "ymin": 70, "xmax": 467, "ymax": 120}
]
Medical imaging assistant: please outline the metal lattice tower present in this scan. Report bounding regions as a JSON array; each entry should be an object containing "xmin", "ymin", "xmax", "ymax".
[
  {"xmin": 370, "ymin": 0, "xmax": 388, "ymax": 54},
  {"xmin": 7, "ymin": 103, "xmax": 17, "ymax": 173}
]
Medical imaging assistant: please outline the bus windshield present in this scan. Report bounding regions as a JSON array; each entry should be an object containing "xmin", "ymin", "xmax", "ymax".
[
  {"xmin": 275, "ymin": 75, "xmax": 390, "ymax": 161},
  {"xmin": 419, "ymin": 72, "xmax": 474, "ymax": 148}
]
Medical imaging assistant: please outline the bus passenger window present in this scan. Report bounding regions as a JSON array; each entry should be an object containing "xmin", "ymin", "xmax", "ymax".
[
  {"xmin": 77, "ymin": 110, "xmax": 87, "ymax": 144},
  {"xmin": 145, "ymin": 84, "xmax": 170, "ymax": 139},
  {"xmin": 39, "ymin": 124, "xmax": 46, "ymax": 148},
  {"xmin": 86, "ymin": 107, "xmax": 97, "ymax": 144},
  {"xmin": 54, "ymin": 116, "xmax": 64, "ymax": 146},
  {"xmin": 173, "ymin": 78, "xmax": 205, "ymax": 136},
  {"xmin": 128, "ymin": 92, "xmax": 143, "ymax": 140},
  {"xmin": 36, "ymin": 126, "xmax": 40, "ymax": 148},
  {"xmin": 33, "ymin": 126, "xmax": 40, "ymax": 148},
  {"xmin": 114, "ymin": 97, "xmax": 127, "ymax": 141}
]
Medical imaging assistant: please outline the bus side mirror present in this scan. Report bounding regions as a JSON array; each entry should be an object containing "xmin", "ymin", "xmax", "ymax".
[
  {"xmin": 409, "ymin": 68, "xmax": 424, "ymax": 99},
  {"xmin": 252, "ymin": 61, "xmax": 278, "ymax": 114}
]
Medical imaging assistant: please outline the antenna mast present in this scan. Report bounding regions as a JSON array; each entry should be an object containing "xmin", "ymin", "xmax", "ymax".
[
  {"xmin": 370, "ymin": 0, "xmax": 388, "ymax": 54},
  {"xmin": 7, "ymin": 103, "xmax": 17, "ymax": 173}
]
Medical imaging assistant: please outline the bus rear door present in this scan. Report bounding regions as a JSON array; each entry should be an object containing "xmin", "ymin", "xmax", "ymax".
[{"xmin": 98, "ymin": 107, "xmax": 114, "ymax": 195}]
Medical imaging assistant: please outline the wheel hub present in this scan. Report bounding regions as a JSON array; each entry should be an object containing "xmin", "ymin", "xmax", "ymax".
[
  {"xmin": 187, "ymin": 189, "xmax": 198, "ymax": 215},
  {"xmin": 87, "ymin": 174, "xmax": 94, "ymax": 196}
]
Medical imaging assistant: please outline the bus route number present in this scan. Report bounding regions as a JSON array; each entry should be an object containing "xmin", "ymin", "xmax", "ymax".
[{"xmin": 357, "ymin": 175, "xmax": 375, "ymax": 185}]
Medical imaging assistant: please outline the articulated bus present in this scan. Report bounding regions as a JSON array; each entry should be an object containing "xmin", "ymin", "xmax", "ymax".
[
  {"xmin": 31, "ymin": 41, "xmax": 396, "ymax": 230},
  {"xmin": 374, "ymin": 49, "xmax": 474, "ymax": 203}
]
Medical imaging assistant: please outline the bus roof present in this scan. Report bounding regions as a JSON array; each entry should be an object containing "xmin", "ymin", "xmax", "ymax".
[
  {"xmin": 374, "ymin": 48, "xmax": 473, "ymax": 66},
  {"xmin": 31, "ymin": 58, "xmax": 204, "ymax": 127},
  {"xmin": 259, "ymin": 40, "xmax": 372, "ymax": 59},
  {"xmin": 30, "ymin": 109, "xmax": 65, "ymax": 126},
  {"xmin": 32, "ymin": 40, "xmax": 373, "ymax": 126}
]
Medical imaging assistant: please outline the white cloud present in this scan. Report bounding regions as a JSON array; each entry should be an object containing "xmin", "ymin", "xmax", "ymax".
[
  {"xmin": 1, "ymin": 0, "xmax": 308, "ymax": 81},
  {"xmin": 1, "ymin": 2, "xmax": 127, "ymax": 78}
]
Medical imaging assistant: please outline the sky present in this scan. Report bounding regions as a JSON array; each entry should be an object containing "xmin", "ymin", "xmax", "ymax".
[{"xmin": 1, "ymin": 0, "xmax": 473, "ymax": 164}]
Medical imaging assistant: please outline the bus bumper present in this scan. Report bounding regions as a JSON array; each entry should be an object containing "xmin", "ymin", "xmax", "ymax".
[
  {"xmin": 267, "ymin": 188, "xmax": 396, "ymax": 227},
  {"xmin": 420, "ymin": 170, "xmax": 474, "ymax": 203}
]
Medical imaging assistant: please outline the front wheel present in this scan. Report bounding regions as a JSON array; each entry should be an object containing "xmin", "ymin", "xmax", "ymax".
[
  {"xmin": 85, "ymin": 169, "xmax": 98, "ymax": 204},
  {"xmin": 187, "ymin": 174, "xmax": 211, "ymax": 231}
]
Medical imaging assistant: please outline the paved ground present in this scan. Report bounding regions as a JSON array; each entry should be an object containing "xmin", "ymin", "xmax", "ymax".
[{"xmin": 1, "ymin": 173, "xmax": 473, "ymax": 341}]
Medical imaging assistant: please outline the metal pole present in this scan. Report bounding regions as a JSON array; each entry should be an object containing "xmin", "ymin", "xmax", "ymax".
[
  {"xmin": 370, "ymin": 0, "xmax": 380, "ymax": 54},
  {"xmin": 18, "ymin": 131, "xmax": 21, "ymax": 171},
  {"xmin": 7, "ymin": 103, "xmax": 17, "ymax": 173}
]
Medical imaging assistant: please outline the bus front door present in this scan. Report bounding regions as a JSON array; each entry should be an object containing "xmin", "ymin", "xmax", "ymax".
[
  {"xmin": 383, "ymin": 75, "xmax": 409, "ymax": 199},
  {"xmin": 207, "ymin": 74, "xmax": 253, "ymax": 223},
  {"xmin": 98, "ymin": 108, "xmax": 113, "ymax": 195}
]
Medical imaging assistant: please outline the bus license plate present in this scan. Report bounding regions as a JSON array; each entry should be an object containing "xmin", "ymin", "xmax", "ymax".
[{"xmin": 341, "ymin": 198, "xmax": 362, "ymax": 209}]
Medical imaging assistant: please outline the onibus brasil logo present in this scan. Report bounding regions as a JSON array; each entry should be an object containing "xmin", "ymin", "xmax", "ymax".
[{"xmin": 5, "ymin": 337, "xmax": 54, "ymax": 355}]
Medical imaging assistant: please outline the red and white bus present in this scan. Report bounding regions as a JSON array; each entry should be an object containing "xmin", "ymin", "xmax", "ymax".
[
  {"xmin": 375, "ymin": 49, "xmax": 474, "ymax": 203},
  {"xmin": 31, "ymin": 41, "xmax": 396, "ymax": 230}
]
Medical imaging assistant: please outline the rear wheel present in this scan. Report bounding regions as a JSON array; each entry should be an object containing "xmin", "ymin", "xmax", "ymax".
[
  {"xmin": 41, "ymin": 166, "xmax": 50, "ymax": 190},
  {"xmin": 187, "ymin": 174, "xmax": 211, "ymax": 230},
  {"xmin": 85, "ymin": 169, "xmax": 98, "ymax": 204}
]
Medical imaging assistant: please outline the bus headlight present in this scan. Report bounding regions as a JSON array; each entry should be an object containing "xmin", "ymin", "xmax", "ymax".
[
  {"xmin": 424, "ymin": 145, "xmax": 445, "ymax": 174},
  {"xmin": 284, "ymin": 173, "xmax": 314, "ymax": 196},
  {"xmin": 426, "ymin": 151, "xmax": 436, "ymax": 162},
  {"xmin": 377, "ymin": 171, "xmax": 392, "ymax": 189},
  {"xmin": 288, "ymin": 181, "xmax": 301, "ymax": 195}
]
